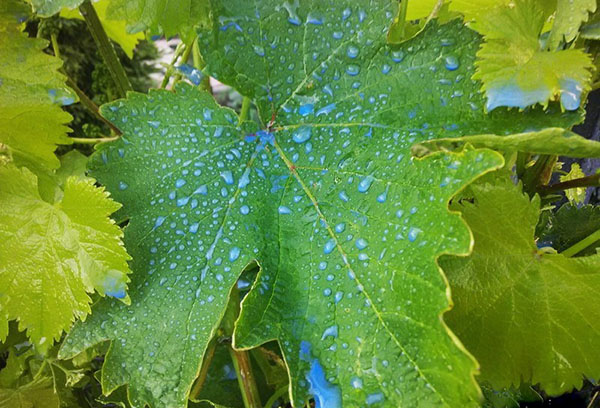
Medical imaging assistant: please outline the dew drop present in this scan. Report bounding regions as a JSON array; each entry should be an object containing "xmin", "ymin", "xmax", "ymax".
[
  {"xmin": 444, "ymin": 55, "xmax": 459, "ymax": 71},
  {"xmin": 358, "ymin": 175, "xmax": 374, "ymax": 193}
]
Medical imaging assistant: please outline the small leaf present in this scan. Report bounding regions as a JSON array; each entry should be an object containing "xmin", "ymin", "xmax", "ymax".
[
  {"xmin": 547, "ymin": 0, "xmax": 597, "ymax": 49},
  {"xmin": 105, "ymin": 0, "xmax": 211, "ymax": 41},
  {"xmin": 0, "ymin": 165, "xmax": 130, "ymax": 348},
  {"xmin": 559, "ymin": 163, "xmax": 586, "ymax": 204},
  {"xmin": 537, "ymin": 203, "xmax": 600, "ymax": 255},
  {"xmin": 441, "ymin": 173, "xmax": 600, "ymax": 394},
  {"xmin": 470, "ymin": 0, "xmax": 594, "ymax": 111},
  {"xmin": 0, "ymin": 2, "xmax": 75, "ymax": 171}
]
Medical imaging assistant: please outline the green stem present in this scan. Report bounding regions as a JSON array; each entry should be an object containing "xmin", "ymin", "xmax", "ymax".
[
  {"xmin": 562, "ymin": 228, "xmax": 600, "ymax": 257},
  {"xmin": 70, "ymin": 135, "xmax": 119, "ymax": 144},
  {"xmin": 172, "ymin": 38, "xmax": 196, "ymax": 88},
  {"xmin": 540, "ymin": 173, "xmax": 600, "ymax": 193},
  {"xmin": 79, "ymin": 0, "xmax": 132, "ymax": 98},
  {"xmin": 396, "ymin": 0, "xmax": 409, "ymax": 38},
  {"xmin": 263, "ymin": 385, "xmax": 288, "ymax": 408},
  {"xmin": 160, "ymin": 42, "xmax": 185, "ymax": 89},
  {"xmin": 188, "ymin": 337, "xmax": 218, "ymax": 401},
  {"xmin": 192, "ymin": 37, "xmax": 211, "ymax": 92},
  {"xmin": 239, "ymin": 97, "xmax": 251, "ymax": 125},
  {"xmin": 63, "ymin": 75, "xmax": 122, "ymax": 135},
  {"xmin": 50, "ymin": 33, "xmax": 61, "ymax": 59},
  {"xmin": 224, "ymin": 286, "xmax": 261, "ymax": 408},
  {"xmin": 229, "ymin": 347, "xmax": 262, "ymax": 408}
]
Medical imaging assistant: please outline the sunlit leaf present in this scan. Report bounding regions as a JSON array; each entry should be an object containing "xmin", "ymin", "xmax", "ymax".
[
  {"xmin": 0, "ymin": 165, "xmax": 130, "ymax": 348},
  {"xmin": 0, "ymin": 2, "xmax": 75, "ymax": 172},
  {"xmin": 441, "ymin": 174, "xmax": 600, "ymax": 394}
]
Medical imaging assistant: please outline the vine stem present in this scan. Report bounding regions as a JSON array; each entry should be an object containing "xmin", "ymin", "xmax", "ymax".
[
  {"xmin": 79, "ymin": 0, "xmax": 132, "ymax": 98},
  {"xmin": 239, "ymin": 97, "xmax": 251, "ymax": 125},
  {"xmin": 562, "ymin": 228, "xmax": 600, "ymax": 258},
  {"xmin": 540, "ymin": 173, "xmax": 600, "ymax": 193},
  {"xmin": 70, "ymin": 135, "xmax": 119, "ymax": 144},
  {"xmin": 50, "ymin": 32, "xmax": 122, "ymax": 134},
  {"xmin": 192, "ymin": 37, "xmax": 212, "ymax": 92},
  {"xmin": 223, "ymin": 286, "xmax": 262, "ymax": 408},
  {"xmin": 229, "ymin": 347, "xmax": 262, "ymax": 408},
  {"xmin": 396, "ymin": 0, "xmax": 409, "ymax": 38},
  {"xmin": 262, "ymin": 385, "xmax": 288, "ymax": 408},
  {"xmin": 160, "ymin": 42, "xmax": 185, "ymax": 89}
]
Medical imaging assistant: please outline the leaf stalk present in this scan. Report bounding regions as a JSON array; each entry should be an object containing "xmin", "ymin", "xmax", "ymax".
[{"xmin": 79, "ymin": 0, "xmax": 132, "ymax": 98}]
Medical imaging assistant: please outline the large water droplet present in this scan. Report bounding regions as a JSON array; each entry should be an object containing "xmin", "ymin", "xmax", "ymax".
[
  {"xmin": 293, "ymin": 126, "xmax": 312, "ymax": 143},
  {"xmin": 358, "ymin": 175, "xmax": 374, "ymax": 193},
  {"xmin": 346, "ymin": 45, "xmax": 359, "ymax": 59},
  {"xmin": 444, "ymin": 55, "xmax": 459, "ymax": 71}
]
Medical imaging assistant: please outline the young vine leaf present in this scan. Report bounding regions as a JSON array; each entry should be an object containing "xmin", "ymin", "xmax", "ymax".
[
  {"xmin": 0, "ymin": 165, "xmax": 131, "ymax": 350},
  {"xmin": 441, "ymin": 174, "xmax": 600, "ymax": 395},
  {"xmin": 459, "ymin": 0, "xmax": 594, "ymax": 111},
  {"xmin": 546, "ymin": 0, "xmax": 597, "ymax": 50},
  {"xmin": 61, "ymin": 2, "xmax": 581, "ymax": 407},
  {"xmin": 0, "ymin": 2, "xmax": 75, "ymax": 172}
]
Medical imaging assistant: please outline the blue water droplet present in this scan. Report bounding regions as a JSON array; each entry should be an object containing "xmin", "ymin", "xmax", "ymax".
[
  {"xmin": 350, "ymin": 377, "xmax": 363, "ymax": 389},
  {"xmin": 366, "ymin": 392, "xmax": 384, "ymax": 405},
  {"xmin": 298, "ymin": 103, "xmax": 314, "ymax": 116},
  {"xmin": 346, "ymin": 64, "xmax": 360, "ymax": 76},
  {"xmin": 444, "ymin": 55, "xmax": 459, "ymax": 71},
  {"xmin": 240, "ymin": 205, "xmax": 250, "ymax": 215},
  {"xmin": 321, "ymin": 325, "xmax": 338, "ymax": 340},
  {"xmin": 293, "ymin": 126, "xmax": 312, "ymax": 143},
  {"xmin": 346, "ymin": 45, "xmax": 359, "ymax": 58},
  {"xmin": 408, "ymin": 227, "xmax": 421, "ymax": 242},
  {"xmin": 253, "ymin": 45, "xmax": 265, "ymax": 56},
  {"xmin": 324, "ymin": 239, "xmax": 336, "ymax": 254},
  {"xmin": 355, "ymin": 238, "xmax": 368, "ymax": 250},
  {"xmin": 358, "ymin": 176, "xmax": 374, "ymax": 193},
  {"xmin": 335, "ymin": 223, "xmax": 346, "ymax": 233},
  {"xmin": 391, "ymin": 50, "xmax": 405, "ymax": 62},
  {"xmin": 316, "ymin": 103, "xmax": 336, "ymax": 116},
  {"xmin": 221, "ymin": 170, "xmax": 234, "ymax": 185},
  {"xmin": 278, "ymin": 206, "xmax": 292, "ymax": 214},
  {"xmin": 229, "ymin": 247, "xmax": 240, "ymax": 262}
]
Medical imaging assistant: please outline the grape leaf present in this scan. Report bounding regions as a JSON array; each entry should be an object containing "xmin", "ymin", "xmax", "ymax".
[
  {"xmin": 0, "ymin": 2, "xmax": 75, "ymax": 171},
  {"xmin": 441, "ymin": 174, "xmax": 600, "ymax": 394},
  {"xmin": 537, "ymin": 204, "xmax": 600, "ymax": 255},
  {"xmin": 60, "ymin": 0, "xmax": 144, "ymax": 59},
  {"xmin": 0, "ymin": 164, "xmax": 131, "ymax": 349},
  {"xmin": 61, "ymin": 3, "xmax": 580, "ymax": 407},
  {"xmin": 469, "ymin": 0, "xmax": 594, "ymax": 111},
  {"xmin": 547, "ymin": 0, "xmax": 597, "ymax": 49}
]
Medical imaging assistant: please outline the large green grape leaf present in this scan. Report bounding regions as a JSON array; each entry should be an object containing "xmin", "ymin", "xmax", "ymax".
[
  {"xmin": 61, "ymin": 3, "xmax": 581, "ymax": 407},
  {"xmin": 0, "ymin": 2, "xmax": 75, "ymax": 171},
  {"xmin": 0, "ymin": 164, "xmax": 131, "ymax": 349},
  {"xmin": 441, "ymin": 174, "xmax": 600, "ymax": 394}
]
